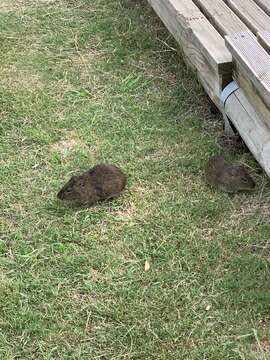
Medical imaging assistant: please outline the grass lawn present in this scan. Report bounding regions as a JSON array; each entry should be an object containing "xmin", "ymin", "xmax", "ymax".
[{"xmin": 1, "ymin": 0, "xmax": 270, "ymax": 358}]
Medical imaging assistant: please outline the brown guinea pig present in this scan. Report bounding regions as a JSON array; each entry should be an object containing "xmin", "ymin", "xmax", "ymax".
[
  {"xmin": 205, "ymin": 155, "xmax": 255, "ymax": 193},
  {"xmin": 57, "ymin": 164, "xmax": 127, "ymax": 204}
]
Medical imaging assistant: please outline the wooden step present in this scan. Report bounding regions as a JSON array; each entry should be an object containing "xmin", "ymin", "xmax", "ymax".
[
  {"xmin": 258, "ymin": 31, "xmax": 270, "ymax": 53},
  {"xmin": 148, "ymin": 0, "xmax": 231, "ymax": 74},
  {"xmin": 148, "ymin": 0, "xmax": 270, "ymax": 176},
  {"xmin": 225, "ymin": 0, "xmax": 270, "ymax": 33},
  {"xmin": 148, "ymin": 0, "xmax": 232, "ymax": 105},
  {"xmin": 253, "ymin": 0, "xmax": 270, "ymax": 17},
  {"xmin": 225, "ymin": 88, "xmax": 270, "ymax": 176},
  {"xmin": 192, "ymin": 0, "xmax": 248, "ymax": 36},
  {"xmin": 225, "ymin": 31, "xmax": 270, "ymax": 125}
]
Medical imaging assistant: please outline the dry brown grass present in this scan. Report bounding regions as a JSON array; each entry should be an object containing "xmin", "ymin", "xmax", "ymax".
[
  {"xmin": 0, "ymin": 0, "xmax": 61, "ymax": 13},
  {"xmin": 1, "ymin": 0, "xmax": 270, "ymax": 359},
  {"xmin": 50, "ymin": 138, "xmax": 81, "ymax": 154},
  {"xmin": 1, "ymin": 66, "xmax": 43, "ymax": 91}
]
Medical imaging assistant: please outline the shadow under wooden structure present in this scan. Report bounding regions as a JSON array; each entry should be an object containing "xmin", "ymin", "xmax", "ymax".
[{"xmin": 148, "ymin": 0, "xmax": 270, "ymax": 176}]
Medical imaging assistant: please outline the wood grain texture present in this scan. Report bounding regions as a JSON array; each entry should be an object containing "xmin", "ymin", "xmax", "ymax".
[
  {"xmin": 147, "ymin": 0, "xmax": 270, "ymax": 176},
  {"xmin": 147, "ymin": 0, "xmax": 232, "ymax": 74},
  {"xmin": 257, "ymin": 31, "xmax": 270, "ymax": 53},
  {"xmin": 192, "ymin": 0, "xmax": 249, "ymax": 36},
  {"xmin": 226, "ymin": 31, "xmax": 270, "ymax": 116},
  {"xmin": 225, "ymin": 0, "xmax": 270, "ymax": 33},
  {"xmin": 225, "ymin": 89, "xmax": 270, "ymax": 176},
  {"xmin": 253, "ymin": 0, "xmax": 270, "ymax": 17},
  {"xmin": 234, "ymin": 64, "xmax": 270, "ymax": 128}
]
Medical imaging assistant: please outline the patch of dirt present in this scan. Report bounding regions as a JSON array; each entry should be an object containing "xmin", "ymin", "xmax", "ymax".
[
  {"xmin": 0, "ymin": 271, "xmax": 15, "ymax": 292},
  {"xmin": 2, "ymin": 66, "xmax": 43, "ymax": 91},
  {"xmin": 247, "ymin": 240, "xmax": 270, "ymax": 259},
  {"xmin": 71, "ymin": 292, "xmax": 99, "ymax": 306},
  {"xmin": 0, "ymin": 216, "xmax": 18, "ymax": 233},
  {"xmin": 0, "ymin": 0, "xmax": 59, "ymax": 12},
  {"xmin": 50, "ymin": 134, "xmax": 96, "ymax": 158},
  {"xmin": 38, "ymin": 0, "xmax": 57, "ymax": 3},
  {"xmin": 143, "ymin": 147, "xmax": 178, "ymax": 161},
  {"xmin": 110, "ymin": 202, "xmax": 137, "ymax": 220},
  {"xmin": 0, "ymin": 0, "xmax": 25, "ymax": 12},
  {"xmin": 130, "ymin": 59, "xmax": 177, "ymax": 85},
  {"xmin": 261, "ymin": 338, "xmax": 270, "ymax": 352},
  {"xmin": 250, "ymin": 337, "xmax": 270, "ymax": 357},
  {"xmin": 129, "ymin": 184, "xmax": 148, "ymax": 195},
  {"xmin": 50, "ymin": 138, "xmax": 79, "ymax": 153},
  {"xmin": 219, "ymin": 197, "xmax": 270, "ymax": 232}
]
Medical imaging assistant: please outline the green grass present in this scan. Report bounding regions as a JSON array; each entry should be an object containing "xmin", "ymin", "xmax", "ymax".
[{"xmin": 1, "ymin": 0, "xmax": 270, "ymax": 358}]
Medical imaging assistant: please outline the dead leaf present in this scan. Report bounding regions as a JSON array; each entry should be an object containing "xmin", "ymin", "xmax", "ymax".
[{"xmin": 144, "ymin": 260, "xmax": 150, "ymax": 272}]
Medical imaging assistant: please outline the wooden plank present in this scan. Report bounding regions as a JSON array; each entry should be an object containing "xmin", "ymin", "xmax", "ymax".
[
  {"xmin": 258, "ymin": 31, "xmax": 270, "ymax": 53},
  {"xmin": 225, "ymin": 31, "xmax": 270, "ymax": 121},
  {"xmin": 147, "ymin": 0, "xmax": 270, "ymax": 176},
  {"xmin": 225, "ymin": 88, "xmax": 270, "ymax": 176},
  {"xmin": 234, "ymin": 64, "xmax": 270, "ymax": 128},
  {"xmin": 147, "ymin": 0, "xmax": 232, "ymax": 75},
  {"xmin": 253, "ymin": 0, "xmax": 270, "ymax": 17},
  {"xmin": 192, "ymin": 0, "xmax": 249, "ymax": 36},
  {"xmin": 225, "ymin": 0, "xmax": 270, "ymax": 34},
  {"xmin": 147, "ymin": 0, "xmax": 232, "ymax": 107}
]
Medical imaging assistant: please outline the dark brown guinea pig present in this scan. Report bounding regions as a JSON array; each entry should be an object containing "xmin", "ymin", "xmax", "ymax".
[
  {"xmin": 205, "ymin": 155, "xmax": 255, "ymax": 193},
  {"xmin": 57, "ymin": 164, "xmax": 127, "ymax": 204}
]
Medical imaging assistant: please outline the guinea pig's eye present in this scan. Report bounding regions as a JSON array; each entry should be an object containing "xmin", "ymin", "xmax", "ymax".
[
  {"xmin": 66, "ymin": 188, "xmax": 72, "ymax": 193},
  {"xmin": 241, "ymin": 177, "xmax": 248, "ymax": 183}
]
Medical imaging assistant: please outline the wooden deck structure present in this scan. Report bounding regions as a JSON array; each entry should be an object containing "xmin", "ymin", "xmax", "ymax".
[{"xmin": 148, "ymin": 0, "xmax": 270, "ymax": 175}]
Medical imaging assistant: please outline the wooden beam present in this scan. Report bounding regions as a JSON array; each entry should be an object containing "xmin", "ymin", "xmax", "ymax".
[
  {"xmin": 147, "ymin": 0, "xmax": 270, "ymax": 176},
  {"xmin": 225, "ymin": 88, "xmax": 270, "ymax": 176},
  {"xmin": 253, "ymin": 0, "xmax": 270, "ymax": 17},
  {"xmin": 234, "ymin": 65, "xmax": 270, "ymax": 128},
  {"xmin": 225, "ymin": 31, "xmax": 270, "ymax": 122},
  {"xmin": 147, "ymin": 0, "xmax": 232, "ymax": 105},
  {"xmin": 257, "ymin": 31, "xmax": 270, "ymax": 53},
  {"xmin": 225, "ymin": 0, "xmax": 270, "ymax": 34},
  {"xmin": 192, "ymin": 0, "xmax": 249, "ymax": 36},
  {"xmin": 147, "ymin": 0, "xmax": 232, "ymax": 74}
]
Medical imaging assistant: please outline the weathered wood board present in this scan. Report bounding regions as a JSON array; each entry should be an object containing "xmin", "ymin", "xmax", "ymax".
[
  {"xmin": 148, "ymin": 0, "xmax": 270, "ymax": 175},
  {"xmin": 225, "ymin": 0, "xmax": 270, "ymax": 33},
  {"xmin": 225, "ymin": 31, "xmax": 270, "ymax": 127},
  {"xmin": 147, "ymin": 0, "xmax": 232, "ymax": 105},
  {"xmin": 258, "ymin": 31, "xmax": 270, "ymax": 53},
  {"xmin": 148, "ymin": 0, "xmax": 232, "ymax": 73},
  {"xmin": 253, "ymin": 0, "xmax": 270, "ymax": 17},
  {"xmin": 192, "ymin": 0, "xmax": 248, "ymax": 36},
  {"xmin": 225, "ymin": 88, "xmax": 270, "ymax": 175}
]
